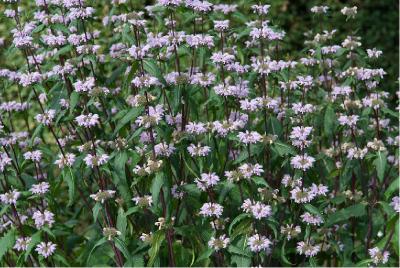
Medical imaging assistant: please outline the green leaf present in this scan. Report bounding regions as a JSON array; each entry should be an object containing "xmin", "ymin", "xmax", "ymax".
[
  {"xmin": 231, "ymin": 254, "xmax": 251, "ymax": 267},
  {"xmin": 325, "ymin": 204, "xmax": 366, "ymax": 226},
  {"xmin": 143, "ymin": 59, "xmax": 167, "ymax": 86},
  {"xmin": 125, "ymin": 206, "xmax": 139, "ymax": 216},
  {"xmin": 151, "ymin": 173, "xmax": 164, "ymax": 207},
  {"xmin": 281, "ymin": 240, "xmax": 293, "ymax": 266},
  {"xmin": 0, "ymin": 228, "xmax": 15, "ymax": 260},
  {"xmin": 374, "ymin": 151, "xmax": 387, "ymax": 182},
  {"xmin": 147, "ymin": 230, "xmax": 165, "ymax": 267},
  {"xmin": 116, "ymin": 208, "xmax": 127, "ymax": 240},
  {"xmin": 228, "ymin": 213, "xmax": 251, "ymax": 236},
  {"xmin": 63, "ymin": 168, "xmax": 75, "ymax": 207},
  {"xmin": 355, "ymin": 259, "xmax": 373, "ymax": 267},
  {"xmin": 195, "ymin": 248, "xmax": 213, "ymax": 265},
  {"xmin": 69, "ymin": 91, "xmax": 79, "ymax": 115},
  {"xmin": 114, "ymin": 108, "xmax": 143, "ymax": 135},
  {"xmin": 324, "ymin": 105, "xmax": 336, "ymax": 136},
  {"xmin": 114, "ymin": 238, "xmax": 131, "ymax": 261},
  {"xmin": 92, "ymin": 203, "xmax": 102, "ymax": 222},
  {"xmin": 227, "ymin": 245, "xmax": 251, "ymax": 257},
  {"xmin": 273, "ymin": 142, "xmax": 296, "ymax": 156},
  {"xmin": 87, "ymin": 237, "xmax": 107, "ymax": 265},
  {"xmin": 304, "ymin": 204, "xmax": 323, "ymax": 217},
  {"xmin": 385, "ymin": 177, "xmax": 399, "ymax": 200},
  {"xmin": 23, "ymin": 231, "xmax": 41, "ymax": 262}
]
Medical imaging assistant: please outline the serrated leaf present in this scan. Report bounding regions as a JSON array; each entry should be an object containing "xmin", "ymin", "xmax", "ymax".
[
  {"xmin": 273, "ymin": 142, "xmax": 296, "ymax": 156},
  {"xmin": 228, "ymin": 213, "xmax": 251, "ymax": 236},
  {"xmin": 116, "ymin": 208, "xmax": 127, "ymax": 240},
  {"xmin": 0, "ymin": 228, "xmax": 15, "ymax": 260}
]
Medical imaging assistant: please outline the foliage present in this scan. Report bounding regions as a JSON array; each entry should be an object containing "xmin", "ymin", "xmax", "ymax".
[{"xmin": 0, "ymin": 0, "xmax": 398, "ymax": 267}]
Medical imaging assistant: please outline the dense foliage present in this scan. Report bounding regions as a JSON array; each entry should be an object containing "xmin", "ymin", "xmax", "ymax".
[{"xmin": 0, "ymin": 0, "xmax": 398, "ymax": 267}]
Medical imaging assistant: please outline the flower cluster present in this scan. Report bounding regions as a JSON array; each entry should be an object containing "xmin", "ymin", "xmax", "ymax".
[{"xmin": 0, "ymin": 0, "xmax": 397, "ymax": 267}]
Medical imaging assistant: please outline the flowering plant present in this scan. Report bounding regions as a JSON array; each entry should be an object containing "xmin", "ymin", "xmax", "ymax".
[{"xmin": 0, "ymin": 0, "xmax": 398, "ymax": 267}]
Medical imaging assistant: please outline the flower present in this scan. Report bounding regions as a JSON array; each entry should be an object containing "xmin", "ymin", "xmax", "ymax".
[
  {"xmin": 341, "ymin": 6, "xmax": 357, "ymax": 19},
  {"xmin": 296, "ymin": 241, "xmax": 321, "ymax": 257},
  {"xmin": 14, "ymin": 237, "xmax": 32, "ymax": 251},
  {"xmin": 90, "ymin": 190, "xmax": 116, "ymax": 203},
  {"xmin": 132, "ymin": 195, "xmax": 153, "ymax": 207},
  {"xmin": 103, "ymin": 227, "xmax": 122, "ymax": 240},
  {"xmin": 290, "ymin": 154, "xmax": 315, "ymax": 171},
  {"xmin": 54, "ymin": 153, "xmax": 76, "ymax": 168},
  {"xmin": 208, "ymin": 234, "xmax": 230, "ymax": 251},
  {"xmin": 0, "ymin": 189, "xmax": 21, "ymax": 204},
  {"xmin": 237, "ymin": 131, "xmax": 262, "ymax": 144},
  {"xmin": 281, "ymin": 224, "xmax": 301, "ymax": 240},
  {"xmin": 154, "ymin": 142, "xmax": 175, "ymax": 157},
  {"xmin": 187, "ymin": 143, "xmax": 211, "ymax": 157},
  {"xmin": 32, "ymin": 210, "xmax": 55, "ymax": 229},
  {"xmin": 24, "ymin": 150, "xmax": 42, "ymax": 162},
  {"xmin": 84, "ymin": 153, "xmax": 109, "ymax": 168},
  {"xmin": 290, "ymin": 187, "xmax": 316, "ymax": 203},
  {"xmin": 30, "ymin": 182, "xmax": 50, "ymax": 195},
  {"xmin": 75, "ymin": 113, "xmax": 100, "ymax": 128},
  {"xmin": 195, "ymin": 172, "xmax": 220, "ymax": 191},
  {"xmin": 247, "ymin": 234, "xmax": 272, "ymax": 252},
  {"xmin": 199, "ymin": 202, "xmax": 223, "ymax": 218},
  {"xmin": 35, "ymin": 242, "xmax": 56, "ymax": 258},
  {"xmin": 250, "ymin": 202, "xmax": 272, "ymax": 219},
  {"xmin": 390, "ymin": 196, "xmax": 400, "ymax": 212},
  {"xmin": 35, "ymin": 109, "xmax": 55, "ymax": 126},
  {"xmin": 300, "ymin": 212, "xmax": 324, "ymax": 226},
  {"xmin": 0, "ymin": 153, "xmax": 12, "ymax": 172},
  {"xmin": 368, "ymin": 247, "xmax": 389, "ymax": 264}
]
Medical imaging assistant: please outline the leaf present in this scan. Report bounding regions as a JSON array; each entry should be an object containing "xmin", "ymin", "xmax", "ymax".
[
  {"xmin": 69, "ymin": 91, "xmax": 79, "ymax": 115},
  {"xmin": 143, "ymin": 59, "xmax": 167, "ymax": 86},
  {"xmin": 87, "ymin": 237, "xmax": 108, "ymax": 265},
  {"xmin": 231, "ymin": 254, "xmax": 251, "ymax": 267},
  {"xmin": 63, "ymin": 168, "xmax": 75, "ymax": 206},
  {"xmin": 325, "ymin": 204, "xmax": 366, "ymax": 226},
  {"xmin": 147, "ymin": 230, "xmax": 165, "ymax": 267},
  {"xmin": 373, "ymin": 151, "xmax": 387, "ymax": 182},
  {"xmin": 92, "ymin": 203, "xmax": 102, "ymax": 222},
  {"xmin": 228, "ymin": 213, "xmax": 251, "ymax": 236},
  {"xmin": 324, "ymin": 105, "xmax": 336, "ymax": 136},
  {"xmin": 273, "ymin": 142, "xmax": 296, "ymax": 156},
  {"xmin": 304, "ymin": 204, "xmax": 323, "ymax": 217},
  {"xmin": 23, "ymin": 231, "xmax": 41, "ymax": 262},
  {"xmin": 355, "ymin": 259, "xmax": 373, "ymax": 267},
  {"xmin": 114, "ymin": 108, "xmax": 143, "ymax": 135},
  {"xmin": 385, "ymin": 177, "xmax": 399, "ymax": 200},
  {"xmin": 227, "ymin": 245, "xmax": 251, "ymax": 257},
  {"xmin": 151, "ymin": 172, "xmax": 164, "ymax": 208},
  {"xmin": 116, "ymin": 208, "xmax": 127, "ymax": 240},
  {"xmin": 0, "ymin": 228, "xmax": 15, "ymax": 260},
  {"xmin": 281, "ymin": 240, "xmax": 293, "ymax": 266},
  {"xmin": 267, "ymin": 116, "xmax": 282, "ymax": 137},
  {"xmin": 125, "ymin": 206, "xmax": 139, "ymax": 216},
  {"xmin": 194, "ymin": 248, "xmax": 213, "ymax": 265},
  {"xmin": 114, "ymin": 238, "xmax": 132, "ymax": 261}
]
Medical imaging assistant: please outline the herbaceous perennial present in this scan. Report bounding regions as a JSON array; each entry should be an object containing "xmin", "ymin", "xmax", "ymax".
[{"xmin": 0, "ymin": 0, "xmax": 398, "ymax": 267}]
